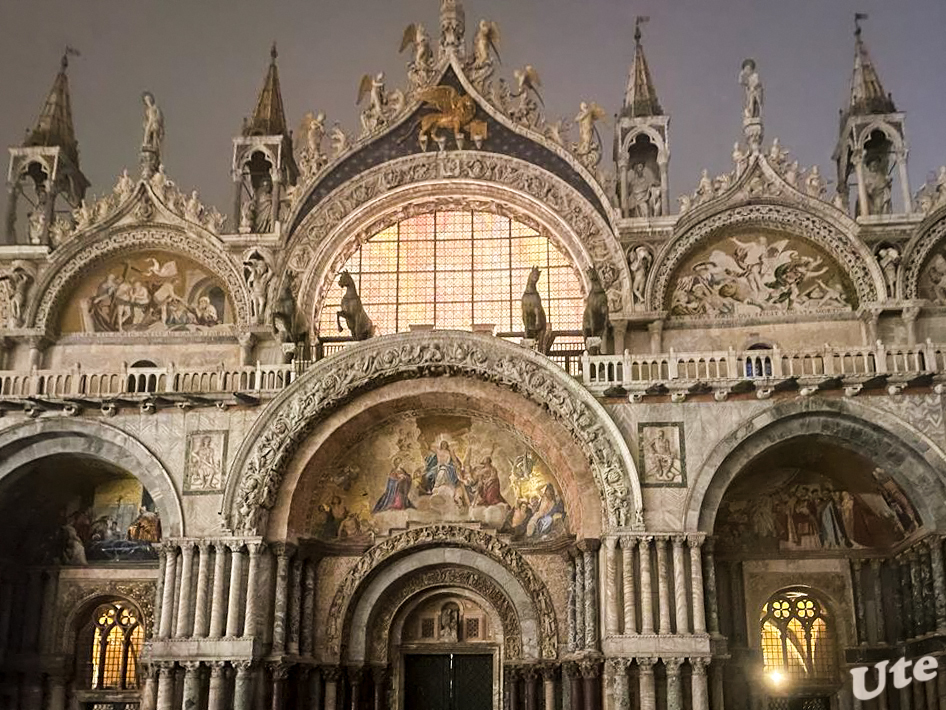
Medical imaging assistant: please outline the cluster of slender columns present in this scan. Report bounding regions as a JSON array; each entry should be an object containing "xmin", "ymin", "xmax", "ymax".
[
  {"xmin": 568, "ymin": 540, "xmax": 601, "ymax": 652},
  {"xmin": 601, "ymin": 534, "xmax": 715, "ymax": 637},
  {"xmin": 504, "ymin": 663, "xmax": 559, "ymax": 710},
  {"xmin": 604, "ymin": 656, "xmax": 711, "ymax": 710}
]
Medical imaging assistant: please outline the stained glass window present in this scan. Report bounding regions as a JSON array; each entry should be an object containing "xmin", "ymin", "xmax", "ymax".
[
  {"xmin": 86, "ymin": 601, "xmax": 143, "ymax": 690},
  {"xmin": 761, "ymin": 589, "xmax": 835, "ymax": 683},
  {"xmin": 320, "ymin": 210, "xmax": 584, "ymax": 336}
]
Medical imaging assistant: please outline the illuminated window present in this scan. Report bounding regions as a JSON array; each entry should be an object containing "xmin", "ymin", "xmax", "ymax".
[
  {"xmin": 320, "ymin": 210, "xmax": 584, "ymax": 336},
  {"xmin": 761, "ymin": 589, "xmax": 835, "ymax": 684},
  {"xmin": 84, "ymin": 601, "xmax": 143, "ymax": 690}
]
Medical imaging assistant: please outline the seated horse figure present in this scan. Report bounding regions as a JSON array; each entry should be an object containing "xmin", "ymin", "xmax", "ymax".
[
  {"xmin": 582, "ymin": 267, "xmax": 610, "ymax": 346},
  {"xmin": 337, "ymin": 271, "xmax": 376, "ymax": 340},
  {"xmin": 520, "ymin": 266, "xmax": 553, "ymax": 354}
]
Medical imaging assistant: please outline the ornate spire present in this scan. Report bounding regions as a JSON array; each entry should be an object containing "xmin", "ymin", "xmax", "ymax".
[
  {"xmin": 244, "ymin": 43, "xmax": 289, "ymax": 137},
  {"xmin": 848, "ymin": 14, "xmax": 895, "ymax": 116},
  {"xmin": 25, "ymin": 48, "xmax": 80, "ymax": 166},
  {"xmin": 622, "ymin": 17, "xmax": 662, "ymax": 118},
  {"xmin": 439, "ymin": 0, "xmax": 465, "ymax": 57}
]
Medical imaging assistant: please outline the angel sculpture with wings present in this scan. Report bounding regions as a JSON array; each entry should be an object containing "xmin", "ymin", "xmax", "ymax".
[
  {"xmin": 414, "ymin": 85, "xmax": 478, "ymax": 151},
  {"xmin": 506, "ymin": 65, "xmax": 543, "ymax": 126},
  {"xmin": 574, "ymin": 101, "xmax": 607, "ymax": 165},
  {"xmin": 473, "ymin": 19, "xmax": 501, "ymax": 67},
  {"xmin": 296, "ymin": 112, "xmax": 326, "ymax": 175},
  {"xmin": 401, "ymin": 23, "xmax": 433, "ymax": 70},
  {"xmin": 357, "ymin": 73, "xmax": 387, "ymax": 133}
]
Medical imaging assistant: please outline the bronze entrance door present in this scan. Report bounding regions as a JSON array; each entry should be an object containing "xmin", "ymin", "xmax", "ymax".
[{"xmin": 403, "ymin": 653, "xmax": 492, "ymax": 710}]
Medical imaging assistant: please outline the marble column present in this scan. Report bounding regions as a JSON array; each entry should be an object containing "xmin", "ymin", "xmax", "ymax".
[
  {"xmin": 637, "ymin": 659, "xmax": 656, "ymax": 710},
  {"xmin": 310, "ymin": 667, "xmax": 324, "ymax": 710},
  {"xmin": 226, "ymin": 542, "xmax": 246, "ymax": 637},
  {"xmin": 272, "ymin": 543, "xmax": 292, "ymax": 654},
  {"xmin": 710, "ymin": 661, "xmax": 724, "ymax": 710},
  {"xmin": 566, "ymin": 662, "xmax": 583, "ymax": 710},
  {"xmin": 870, "ymin": 558, "xmax": 887, "ymax": 644},
  {"xmin": 176, "ymin": 543, "xmax": 196, "ymax": 638},
  {"xmin": 156, "ymin": 662, "xmax": 176, "ymax": 710},
  {"xmin": 234, "ymin": 661, "xmax": 254, "ymax": 710},
  {"xmin": 182, "ymin": 661, "xmax": 202, "ymax": 710},
  {"xmin": 691, "ymin": 658, "xmax": 710, "ymax": 710},
  {"xmin": 671, "ymin": 536, "xmax": 689, "ymax": 634},
  {"xmin": 621, "ymin": 537, "xmax": 638, "ymax": 635},
  {"xmin": 703, "ymin": 539, "xmax": 720, "ymax": 636},
  {"xmin": 243, "ymin": 541, "xmax": 264, "ymax": 639},
  {"xmin": 639, "ymin": 537, "xmax": 654, "ymax": 635},
  {"xmin": 541, "ymin": 664, "xmax": 558, "ymax": 710},
  {"xmin": 139, "ymin": 665, "xmax": 158, "ymax": 710},
  {"xmin": 39, "ymin": 569, "xmax": 59, "ymax": 650},
  {"xmin": 289, "ymin": 558, "xmax": 304, "ymax": 655},
  {"xmin": 851, "ymin": 559, "xmax": 866, "ymax": 645},
  {"xmin": 302, "ymin": 560, "xmax": 317, "ymax": 656},
  {"xmin": 348, "ymin": 666, "xmax": 364, "ymax": 710},
  {"xmin": 159, "ymin": 543, "xmax": 178, "ymax": 639},
  {"xmin": 665, "ymin": 658, "xmax": 683, "ymax": 710},
  {"xmin": 919, "ymin": 548, "xmax": 933, "ymax": 635},
  {"xmin": 372, "ymin": 666, "xmax": 387, "ymax": 710},
  {"xmin": 271, "ymin": 662, "xmax": 290, "ymax": 710},
  {"xmin": 604, "ymin": 538, "xmax": 619, "ymax": 637},
  {"xmin": 574, "ymin": 551, "xmax": 586, "ymax": 649},
  {"xmin": 580, "ymin": 659, "xmax": 600, "ymax": 710},
  {"xmin": 654, "ymin": 538, "xmax": 671, "ymax": 635},
  {"xmin": 928, "ymin": 537, "xmax": 946, "ymax": 634},
  {"xmin": 209, "ymin": 542, "xmax": 228, "ymax": 638},
  {"xmin": 193, "ymin": 541, "xmax": 213, "ymax": 638},
  {"xmin": 208, "ymin": 662, "xmax": 227, "ymax": 710},
  {"xmin": 48, "ymin": 677, "xmax": 66, "ymax": 710},
  {"xmin": 523, "ymin": 666, "xmax": 539, "ymax": 710},
  {"xmin": 728, "ymin": 561, "xmax": 745, "ymax": 644},
  {"xmin": 567, "ymin": 553, "xmax": 578, "ymax": 651},
  {"xmin": 608, "ymin": 659, "xmax": 629, "ymax": 710},
  {"xmin": 581, "ymin": 540, "xmax": 600, "ymax": 650},
  {"xmin": 909, "ymin": 550, "xmax": 924, "ymax": 637},
  {"xmin": 323, "ymin": 666, "xmax": 341, "ymax": 710},
  {"xmin": 507, "ymin": 666, "xmax": 521, "ymax": 710},
  {"xmin": 688, "ymin": 537, "xmax": 706, "ymax": 634}
]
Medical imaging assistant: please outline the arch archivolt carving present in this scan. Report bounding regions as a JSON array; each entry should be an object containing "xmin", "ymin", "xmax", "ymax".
[
  {"xmin": 365, "ymin": 566, "xmax": 521, "ymax": 664},
  {"xmin": 901, "ymin": 209, "xmax": 946, "ymax": 299},
  {"xmin": 646, "ymin": 203, "xmax": 884, "ymax": 312},
  {"xmin": 282, "ymin": 151, "xmax": 632, "ymax": 319},
  {"xmin": 327, "ymin": 525, "xmax": 555, "ymax": 663},
  {"xmin": 57, "ymin": 582, "xmax": 155, "ymax": 654},
  {"xmin": 27, "ymin": 225, "xmax": 252, "ymax": 333},
  {"xmin": 684, "ymin": 398, "xmax": 946, "ymax": 534},
  {"xmin": 224, "ymin": 331, "xmax": 642, "ymax": 534}
]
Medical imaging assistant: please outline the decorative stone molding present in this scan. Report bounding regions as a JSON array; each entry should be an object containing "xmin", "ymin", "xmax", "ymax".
[
  {"xmin": 57, "ymin": 580, "xmax": 156, "ymax": 651},
  {"xmin": 326, "ymin": 524, "xmax": 558, "ymax": 661},
  {"xmin": 647, "ymin": 202, "xmax": 882, "ymax": 313},
  {"xmin": 225, "ymin": 331, "xmax": 642, "ymax": 534},
  {"xmin": 26, "ymin": 226, "xmax": 252, "ymax": 333},
  {"xmin": 901, "ymin": 210, "xmax": 946, "ymax": 299},
  {"xmin": 365, "ymin": 566, "xmax": 523, "ymax": 663},
  {"xmin": 284, "ymin": 150, "xmax": 631, "ymax": 320}
]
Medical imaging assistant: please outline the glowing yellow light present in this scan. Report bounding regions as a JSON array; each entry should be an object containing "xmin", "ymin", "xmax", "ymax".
[{"xmin": 768, "ymin": 670, "xmax": 785, "ymax": 685}]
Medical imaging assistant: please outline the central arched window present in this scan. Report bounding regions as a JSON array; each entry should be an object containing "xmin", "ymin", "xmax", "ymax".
[
  {"xmin": 761, "ymin": 589, "xmax": 836, "ymax": 685},
  {"xmin": 78, "ymin": 600, "xmax": 143, "ymax": 690},
  {"xmin": 319, "ymin": 210, "xmax": 584, "ymax": 336}
]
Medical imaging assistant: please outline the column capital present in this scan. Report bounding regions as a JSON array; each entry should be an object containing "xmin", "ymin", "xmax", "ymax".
[
  {"xmin": 687, "ymin": 534, "xmax": 705, "ymax": 549},
  {"xmin": 605, "ymin": 658, "xmax": 628, "ymax": 674},
  {"xmin": 604, "ymin": 537, "xmax": 617, "ymax": 551},
  {"xmin": 521, "ymin": 664, "xmax": 539, "ymax": 681},
  {"xmin": 540, "ymin": 663, "xmax": 560, "ymax": 681},
  {"xmin": 227, "ymin": 541, "xmax": 246, "ymax": 554},
  {"xmin": 636, "ymin": 657, "xmax": 657, "ymax": 672},
  {"xmin": 269, "ymin": 661, "xmax": 292, "ymax": 680},
  {"xmin": 620, "ymin": 536, "xmax": 638, "ymax": 550},
  {"xmin": 346, "ymin": 665, "xmax": 364, "ymax": 683},
  {"xmin": 869, "ymin": 557, "xmax": 884, "ymax": 571},
  {"xmin": 196, "ymin": 539, "xmax": 213, "ymax": 554},
  {"xmin": 653, "ymin": 536, "xmax": 667, "ymax": 549},
  {"xmin": 578, "ymin": 538, "xmax": 601, "ymax": 553},
  {"xmin": 663, "ymin": 657, "xmax": 683, "ymax": 675},
  {"xmin": 209, "ymin": 661, "xmax": 227, "ymax": 677},
  {"xmin": 233, "ymin": 660, "xmax": 254, "ymax": 676},
  {"xmin": 160, "ymin": 540, "xmax": 179, "ymax": 554},
  {"xmin": 578, "ymin": 658, "xmax": 601, "ymax": 679},
  {"xmin": 213, "ymin": 540, "xmax": 229, "ymax": 554},
  {"xmin": 182, "ymin": 661, "xmax": 202, "ymax": 672},
  {"xmin": 270, "ymin": 542, "xmax": 297, "ymax": 559},
  {"xmin": 179, "ymin": 541, "xmax": 196, "ymax": 556},
  {"xmin": 851, "ymin": 557, "xmax": 864, "ymax": 571},
  {"xmin": 156, "ymin": 661, "xmax": 176, "ymax": 678},
  {"xmin": 671, "ymin": 534, "xmax": 686, "ymax": 548},
  {"xmin": 321, "ymin": 665, "xmax": 343, "ymax": 682},
  {"xmin": 690, "ymin": 657, "xmax": 710, "ymax": 674},
  {"xmin": 246, "ymin": 540, "xmax": 267, "ymax": 556},
  {"xmin": 371, "ymin": 665, "xmax": 389, "ymax": 683}
]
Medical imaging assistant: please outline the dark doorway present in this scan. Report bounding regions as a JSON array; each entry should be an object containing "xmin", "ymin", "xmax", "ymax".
[{"xmin": 403, "ymin": 653, "xmax": 492, "ymax": 710}]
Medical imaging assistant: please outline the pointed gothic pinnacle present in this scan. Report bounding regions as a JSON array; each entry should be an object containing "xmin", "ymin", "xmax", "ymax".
[
  {"xmin": 848, "ymin": 13, "xmax": 895, "ymax": 116},
  {"xmin": 623, "ymin": 16, "xmax": 661, "ymax": 118}
]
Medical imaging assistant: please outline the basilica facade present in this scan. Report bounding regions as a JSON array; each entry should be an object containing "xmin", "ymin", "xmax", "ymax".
[{"xmin": 1, "ymin": 3, "xmax": 945, "ymax": 710}]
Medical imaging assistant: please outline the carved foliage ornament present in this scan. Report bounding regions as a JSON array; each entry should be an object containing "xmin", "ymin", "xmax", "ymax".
[
  {"xmin": 30, "ymin": 227, "xmax": 251, "ymax": 331},
  {"xmin": 650, "ymin": 204, "xmax": 879, "ymax": 312},
  {"xmin": 366, "ymin": 566, "xmax": 523, "ymax": 663},
  {"xmin": 231, "ymin": 333, "xmax": 638, "ymax": 535},
  {"xmin": 287, "ymin": 151, "xmax": 628, "ymax": 315},
  {"xmin": 328, "ymin": 525, "xmax": 556, "ymax": 661},
  {"xmin": 903, "ymin": 213, "xmax": 946, "ymax": 300}
]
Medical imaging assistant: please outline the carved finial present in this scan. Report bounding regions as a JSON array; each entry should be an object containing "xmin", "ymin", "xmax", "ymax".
[
  {"xmin": 854, "ymin": 11, "xmax": 867, "ymax": 36},
  {"xmin": 270, "ymin": 42, "xmax": 278, "ymax": 63},
  {"xmin": 634, "ymin": 15, "xmax": 648, "ymax": 44},
  {"xmin": 62, "ymin": 46, "xmax": 80, "ymax": 72}
]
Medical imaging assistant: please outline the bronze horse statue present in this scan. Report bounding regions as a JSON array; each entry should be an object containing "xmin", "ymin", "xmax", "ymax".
[
  {"xmin": 521, "ymin": 266, "xmax": 553, "ymax": 354},
  {"xmin": 337, "ymin": 271, "xmax": 376, "ymax": 340},
  {"xmin": 582, "ymin": 267, "xmax": 610, "ymax": 343}
]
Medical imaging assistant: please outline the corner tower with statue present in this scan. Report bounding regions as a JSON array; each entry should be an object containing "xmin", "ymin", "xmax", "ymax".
[{"xmin": 0, "ymin": 4, "xmax": 945, "ymax": 710}]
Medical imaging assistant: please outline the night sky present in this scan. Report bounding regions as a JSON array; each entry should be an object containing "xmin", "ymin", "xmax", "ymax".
[{"xmin": 1, "ymin": 0, "xmax": 944, "ymax": 218}]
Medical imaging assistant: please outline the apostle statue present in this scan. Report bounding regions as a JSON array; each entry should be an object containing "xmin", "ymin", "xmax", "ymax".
[{"xmin": 739, "ymin": 59, "xmax": 763, "ymax": 120}]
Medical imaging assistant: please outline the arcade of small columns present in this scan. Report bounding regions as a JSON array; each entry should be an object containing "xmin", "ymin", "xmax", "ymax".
[{"xmin": 131, "ymin": 533, "xmax": 720, "ymax": 710}]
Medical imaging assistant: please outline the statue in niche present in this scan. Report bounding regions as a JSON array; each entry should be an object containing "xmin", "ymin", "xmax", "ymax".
[
  {"xmin": 254, "ymin": 177, "xmax": 274, "ymax": 232},
  {"xmin": 627, "ymin": 245, "xmax": 652, "ymax": 308},
  {"xmin": 0, "ymin": 261, "xmax": 34, "ymax": 328},
  {"xmin": 244, "ymin": 251, "xmax": 272, "ymax": 324},
  {"xmin": 521, "ymin": 266, "xmax": 552, "ymax": 353},
  {"xmin": 27, "ymin": 210, "xmax": 46, "ymax": 245},
  {"xmin": 864, "ymin": 155, "xmax": 892, "ymax": 215},
  {"xmin": 141, "ymin": 92, "xmax": 165, "ymax": 157},
  {"xmin": 739, "ymin": 59, "xmax": 763, "ymax": 120},
  {"xmin": 628, "ymin": 162, "xmax": 661, "ymax": 218},
  {"xmin": 336, "ymin": 270, "xmax": 376, "ymax": 340},
  {"xmin": 582, "ymin": 267, "xmax": 609, "ymax": 343},
  {"xmin": 239, "ymin": 196, "xmax": 256, "ymax": 233},
  {"xmin": 877, "ymin": 246, "xmax": 901, "ymax": 298},
  {"xmin": 440, "ymin": 603, "xmax": 460, "ymax": 642},
  {"xmin": 272, "ymin": 275, "xmax": 296, "ymax": 344}
]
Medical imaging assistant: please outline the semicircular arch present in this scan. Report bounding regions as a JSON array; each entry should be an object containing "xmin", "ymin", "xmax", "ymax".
[{"xmin": 900, "ymin": 207, "xmax": 946, "ymax": 300}]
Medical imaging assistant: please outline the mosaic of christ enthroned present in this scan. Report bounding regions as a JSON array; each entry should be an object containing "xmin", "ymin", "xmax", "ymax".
[{"xmin": 307, "ymin": 412, "xmax": 568, "ymax": 546}]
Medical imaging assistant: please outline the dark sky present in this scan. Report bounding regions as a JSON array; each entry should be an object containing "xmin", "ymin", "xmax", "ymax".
[{"xmin": 1, "ymin": 0, "xmax": 944, "ymax": 219}]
